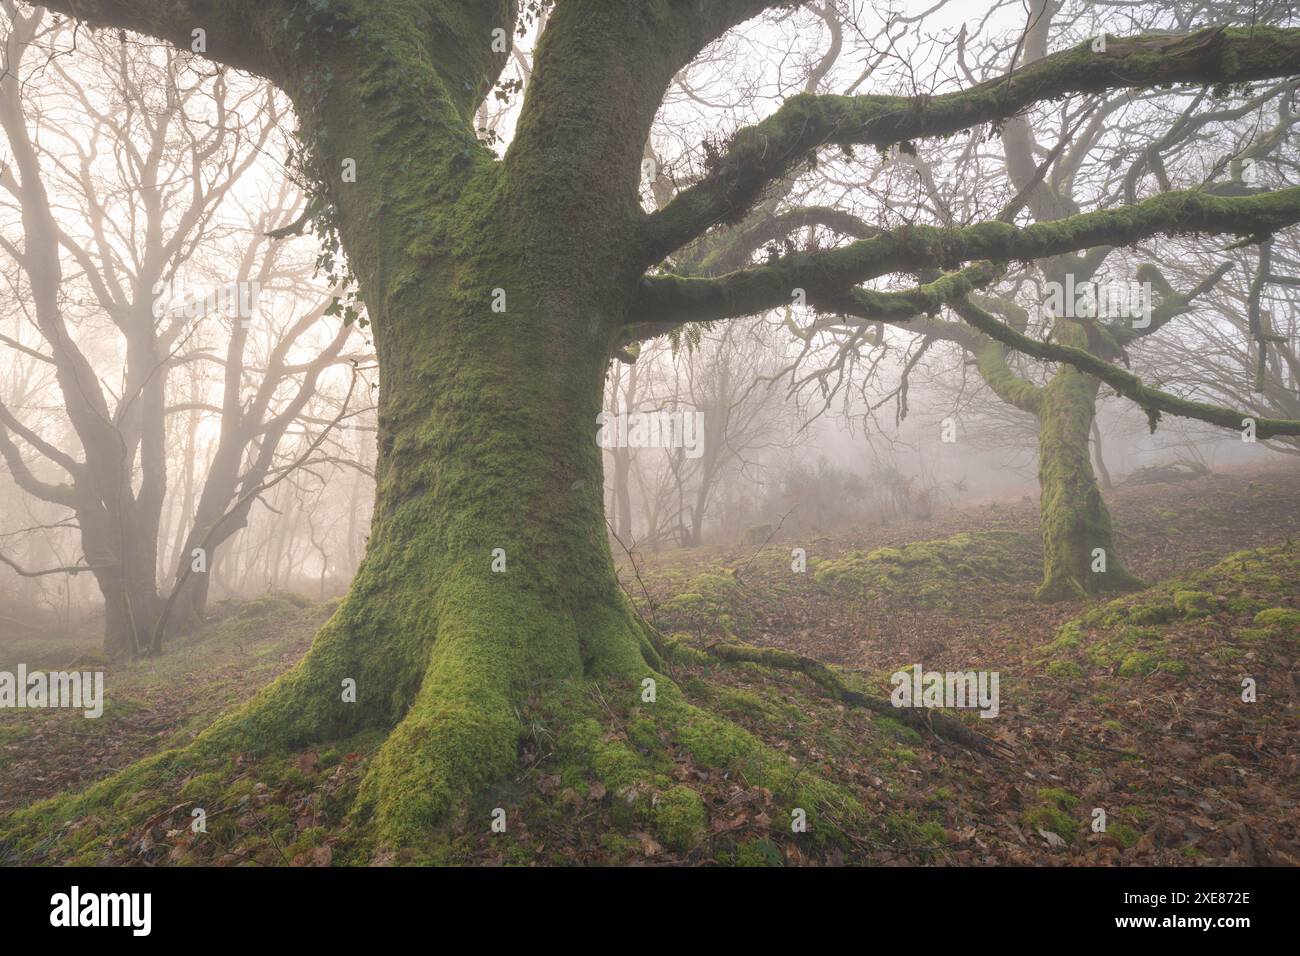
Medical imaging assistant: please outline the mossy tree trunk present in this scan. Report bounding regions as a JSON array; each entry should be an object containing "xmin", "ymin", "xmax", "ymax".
[
  {"xmin": 1034, "ymin": 321, "xmax": 1143, "ymax": 601},
  {"xmin": 161, "ymin": 0, "xmax": 714, "ymax": 844},
  {"xmin": 973, "ymin": 319, "xmax": 1142, "ymax": 602}
]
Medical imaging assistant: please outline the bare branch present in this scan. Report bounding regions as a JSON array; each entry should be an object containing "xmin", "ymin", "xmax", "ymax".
[
  {"xmin": 953, "ymin": 288, "xmax": 1300, "ymax": 438},
  {"xmin": 641, "ymin": 26, "xmax": 1300, "ymax": 261}
]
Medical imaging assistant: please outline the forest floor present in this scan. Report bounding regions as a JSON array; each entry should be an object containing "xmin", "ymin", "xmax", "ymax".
[{"xmin": 0, "ymin": 461, "xmax": 1296, "ymax": 866}]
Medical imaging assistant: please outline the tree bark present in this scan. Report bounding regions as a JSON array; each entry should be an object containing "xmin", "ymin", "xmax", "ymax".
[
  {"xmin": 1035, "ymin": 322, "xmax": 1144, "ymax": 601},
  {"xmin": 176, "ymin": 7, "xmax": 671, "ymax": 837},
  {"xmin": 210, "ymin": 240, "xmax": 660, "ymax": 840},
  {"xmin": 79, "ymin": 491, "xmax": 165, "ymax": 658}
]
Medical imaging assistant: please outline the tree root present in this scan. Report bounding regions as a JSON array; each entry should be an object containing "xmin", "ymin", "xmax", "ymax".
[{"xmin": 705, "ymin": 642, "xmax": 1014, "ymax": 758}]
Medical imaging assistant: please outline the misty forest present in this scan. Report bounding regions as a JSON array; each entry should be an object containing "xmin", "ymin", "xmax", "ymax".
[{"xmin": 0, "ymin": 0, "xmax": 1298, "ymax": 868}]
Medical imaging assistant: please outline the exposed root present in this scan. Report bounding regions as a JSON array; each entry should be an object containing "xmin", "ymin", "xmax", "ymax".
[{"xmin": 705, "ymin": 642, "xmax": 1014, "ymax": 758}]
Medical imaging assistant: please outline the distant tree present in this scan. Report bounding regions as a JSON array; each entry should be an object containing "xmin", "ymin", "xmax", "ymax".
[{"xmin": 0, "ymin": 11, "xmax": 361, "ymax": 653}]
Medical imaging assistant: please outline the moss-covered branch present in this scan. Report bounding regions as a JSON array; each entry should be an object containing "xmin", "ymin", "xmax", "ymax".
[
  {"xmin": 631, "ymin": 186, "xmax": 1300, "ymax": 327},
  {"xmin": 27, "ymin": 0, "xmax": 286, "ymax": 76},
  {"xmin": 692, "ymin": 205, "xmax": 882, "ymax": 275},
  {"xmin": 625, "ymin": 262, "xmax": 994, "ymax": 345},
  {"xmin": 955, "ymin": 291, "xmax": 1300, "ymax": 438},
  {"xmin": 810, "ymin": 263, "xmax": 1001, "ymax": 321},
  {"xmin": 641, "ymin": 25, "xmax": 1300, "ymax": 260},
  {"xmin": 973, "ymin": 340, "xmax": 1044, "ymax": 415}
]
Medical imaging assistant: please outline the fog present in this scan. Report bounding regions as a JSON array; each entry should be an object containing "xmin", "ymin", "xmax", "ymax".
[{"xmin": 1, "ymin": 0, "xmax": 1295, "ymax": 634}]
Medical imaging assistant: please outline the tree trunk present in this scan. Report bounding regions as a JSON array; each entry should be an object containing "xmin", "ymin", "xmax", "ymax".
[
  {"xmin": 612, "ymin": 445, "xmax": 634, "ymax": 541},
  {"xmin": 99, "ymin": 568, "xmax": 164, "ymax": 659},
  {"xmin": 1091, "ymin": 417, "xmax": 1113, "ymax": 490},
  {"xmin": 176, "ymin": 100, "xmax": 665, "ymax": 834},
  {"xmin": 1035, "ymin": 322, "xmax": 1143, "ymax": 601},
  {"xmin": 217, "ymin": 282, "xmax": 657, "ymax": 843},
  {"xmin": 83, "ymin": 511, "xmax": 164, "ymax": 658},
  {"xmin": 1, "ymin": 0, "xmax": 842, "ymax": 852},
  {"xmin": 166, "ymin": 456, "xmax": 244, "ymax": 637}
]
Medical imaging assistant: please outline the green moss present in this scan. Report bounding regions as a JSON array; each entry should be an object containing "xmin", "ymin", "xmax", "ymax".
[
  {"xmin": 731, "ymin": 837, "xmax": 784, "ymax": 867},
  {"xmin": 1045, "ymin": 660, "xmax": 1083, "ymax": 679},
  {"xmin": 702, "ymin": 683, "xmax": 813, "ymax": 734},
  {"xmin": 600, "ymin": 831, "xmax": 640, "ymax": 862},
  {"xmin": 1022, "ymin": 803, "xmax": 1077, "ymax": 841},
  {"xmin": 1118, "ymin": 652, "xmax": 1156, "ymax": 677},
  {"xmin": 1042, "ymin": 622, "xmax": 1082, "ymax": 656},
  {"xmin": 179, "ymin": 771, "xmax": 226, "ymax": 802},
  {"xmin": 1128, "ymin": 603, "xmax": 1177, "ymax": 626},
  {"xmin": 1037, "ymin": 788, "xmax": 1079, "ymax": 811},
  {"xmin": 884, "ymin": 810, "xmax": 946, "ymax": 850},
  {"xmin": 814, "ymin": 531, "xmax": 1038, "ymax": 607},
  {"xmin": 1173, "ymin": 590, "xmax": 1217, "ymax": 617},
  {"xmin": 625, "ymin": 715, "xmax": 664, "ymax": 756},
  {"xmin": 656, "ymin": 568, "xmax": 748, "ymax": 637},
  {"xmin": 667, "ymin": 693, "xmax": 863, "ymax": 844},
  {"xmin": 664, "ymin": 636, "xmax": 713, "ymax": 666},
  {"xmin": 1050, "ymin": 543, "xmax": 1300, "ymax": 680},
  {"xmin": 1107, "ymin": 822, "xmax": 1141, "ymax": 848},
  {"xmin": 1253, "ymin": 607, "xmax": 1300, "ymax": 633},
  {"xmin": 652, "ymin": 785, "xmax": 707, "ymax": 852},
  {"xmin": 563, "ymin": 715, "xmax": 655, "ymax": 798},
  {"xmin": 872, "ymin": 715, "xmax": 923, "ymax": 744},
  {"xmin": 1225, "ymin": 597, "xmax": 1269, "ymax": 616},
  {"xmin": 707, "ymin": 686, "xmax": 781, "ymax": 723},
  {"xmin": 885, "ymin": 745, "xmax": 918, "ymax": 764}
]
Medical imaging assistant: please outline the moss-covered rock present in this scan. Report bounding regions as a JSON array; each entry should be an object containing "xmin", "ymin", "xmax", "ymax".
[{"xmin": 813, "ymin": 531, "xmax": 1039, "ymax": 607}]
